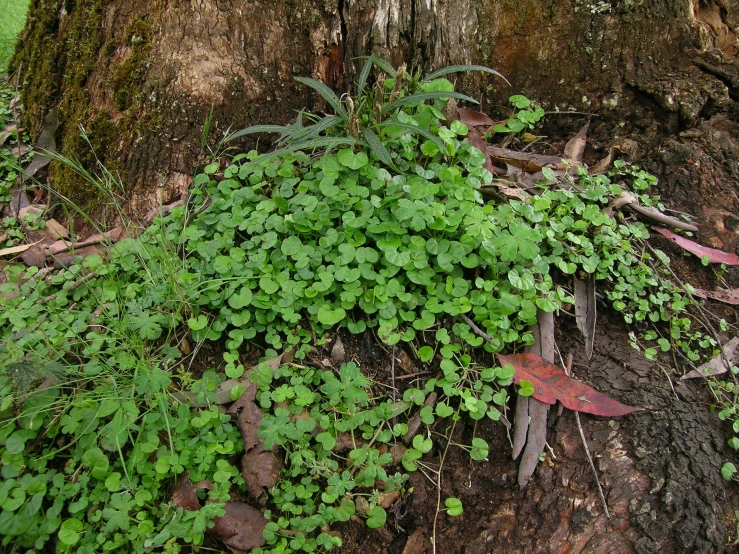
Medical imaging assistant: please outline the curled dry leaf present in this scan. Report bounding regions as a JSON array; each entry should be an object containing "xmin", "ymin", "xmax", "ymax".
[
  {"xmin": 0, "ymin": 241, "xmax": 42, "ymax": 258},
  {"xmin": 653, "ymin": 227, "xmax": 739, "ymax": 265},
  {"xmin": 0, "ymin": 123, "xmax": 18, "ymax": 146},
  {"xmin": 588, "ymin": 138, "xmax": 638, "ymax": 175},
  {"xmin": 497, "ymin": 352, "xmax": 638, "ymax": 417},
  {"xmin": 574, "ymin": 276, "xmax": 597, "ymax": 360},
  {"xmin": 563, "ymin": 121, "xmax": 589, "ymax": 163},
  {"xmin": 487, "ymin": 145, "xmax": 563, "ymax": 173},
  {"xmin": 682, "ymin": 336, "xmax": 739, "ymax": 379},
  {"xmin": 330, "ymin": 336, "xmax": 346, "ymax": 363}
]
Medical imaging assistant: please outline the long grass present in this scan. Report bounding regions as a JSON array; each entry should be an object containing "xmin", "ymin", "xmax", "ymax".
[{"xmin": 0, "ymin": 0, "xmax": 29, "ymax": 73}]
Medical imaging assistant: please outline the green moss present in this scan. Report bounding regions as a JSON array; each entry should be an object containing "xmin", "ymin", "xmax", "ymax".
[
  {"xmin": 110, "ymin": 18, "xmax": 152, "ymax": 111},
  {"xmin": 13, "ymin": 2, "xmax": 158, "ymax": 215}
]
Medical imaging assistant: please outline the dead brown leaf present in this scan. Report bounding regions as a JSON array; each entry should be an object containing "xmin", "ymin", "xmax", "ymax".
[
  {"xmin": 241, "ymin": 449, "xmax": 282, "ymax": 498},
  {"xmin": 457, "ymin": 107, "xmax": 495, "ymax": 128},
  {"xmin": 487, "ymin": 145, "xmax": 563, "ymax": 173},
  {"xmin": 402, "ymin": 528, "xmax": 429, "ymax": 554},
  {"xmin": 682, "ymin": 336, "xmax": 739, "ymax": 379},
  {"xmin": 0, "ymin": 240, "xmax": 43, "ymax": 257},
  {"xmin": 515, "ymin": 310, "xmax": 554, "ymax": 488},
  {"xmin": 693, "ymin": 287, "xmax": 739, "ymax": 305},
  {"xmin": 172, "ymin": 475, "xmax": 267, "ymax": 551},
  {"xmin": 395, "ymin": 349, "xmax": 414, "ymax": 373},
  {"xmin": 0, "ymin": 123, "xmax": 19, "ymax": 146},
  {"xmin": 574, "ymin": 276, "xmax": 597, "ymax": 360},
  {"xmin": 330, "ymin": 336, "xmax": 346, "ymax": 363},
  {"xmin": 228, "ymin": 382, "xmax": 263, "ymax": 451},
  {"xmin": 563, "ymin": 121, "xmax": 589, "ymax": 163},
  {"xmin": 172, "ymin": 473, "xmax": 212, "ymax": 511},
  {"xmin": 21, "ymin": 109, "xmax": 58, "ymax": 182},
  {"xmin": 45, "ymin": 219, "xmax": 69, "ymax": 239},
  {"xmin": 589, "ymin": 138, "xmax": 638, "ymax": 175},
  {"xmin": 210, "ymin": 502, "xmax": 268, "ymax": 552}
]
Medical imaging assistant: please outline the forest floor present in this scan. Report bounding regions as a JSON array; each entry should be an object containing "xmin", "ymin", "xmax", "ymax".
[{"xmin": 1, "ymin": 54, "xmax": 739, "ymax": 554}]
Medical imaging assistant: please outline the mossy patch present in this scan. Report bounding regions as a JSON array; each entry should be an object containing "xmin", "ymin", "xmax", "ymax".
[
  {"xmin": 12, "ymin": 2, "xmax": 157, "ymax": 216},
  {"xmin": 109, "ymin": 17, "xmax": 152, "ymax": 111}
]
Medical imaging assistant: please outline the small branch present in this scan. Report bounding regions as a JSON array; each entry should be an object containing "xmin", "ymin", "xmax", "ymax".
[
  {"xmin": 41, "ymin": 272, "xmax": 97, "ymax": 303},
  {"xmin": 460, "ymin": 313, "xmax": 493, "ymax": 343}
]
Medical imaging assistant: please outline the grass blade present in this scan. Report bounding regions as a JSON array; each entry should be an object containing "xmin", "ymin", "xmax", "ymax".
[
  {"xmin": 362, "ymin": 127, "xmax": 397, "ymax": 170},
  {"xmin": 383, "ymin": 91, "xmax": 478, "ymax": 114},
  {"xmin": 286, "ymin": 116, "xmax": 342, "ymax": 144},
  {"xmin": 424, "ymin": 64, "xmax": 510, "ymax": 86},
  {"xmin": 224, "ymin": 125, "xmax": 293, "ymax": 143},
  {"xmin": 378, "ymin": 122, "xmax": 448, "ymax": 155},
  {"xmin": 243, "ymin": 137, "xmax": 359, "ymax": 166},
  {"xmin": 294, "ymin": 77, "xmax": 348, "ymax": 119}
]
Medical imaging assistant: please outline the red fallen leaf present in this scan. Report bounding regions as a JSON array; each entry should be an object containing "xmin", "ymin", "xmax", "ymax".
[
  {"xmin": 496, "ymin": 353, "xmax": 638, "ymax": 417},
  {"xmin": 457, "ymin": 107, "xmax": 495, "ymax": 128},
  {"xmin": 692, "ymin": 287, "xmax": 739, "ymax": 305},
  {"xmin": 653, "ymin": 227, "xmax": 739, "ymax": 265}
]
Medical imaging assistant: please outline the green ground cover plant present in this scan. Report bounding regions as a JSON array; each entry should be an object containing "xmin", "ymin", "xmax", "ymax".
[{"xmin": 0, "ymin": 58, "xmax": 734, "ymax": 552}]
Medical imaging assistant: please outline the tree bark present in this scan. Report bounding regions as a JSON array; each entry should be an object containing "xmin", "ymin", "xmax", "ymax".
[{"xmin": 9, "ymin": 0, "xmax": 739, "ymax": 552}]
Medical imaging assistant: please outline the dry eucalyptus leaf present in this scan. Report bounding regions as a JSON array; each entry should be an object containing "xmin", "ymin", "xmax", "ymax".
[
  {"xmin": 514, "ymin": 310, "xmax": 554, "ymax": 488},
  {"xmin": 682, "ymin": 337, "xmax": 739, "ymax": 379},
  {"xmin": 574, "ymin": 276, "xmax": 597, "ymax": 360},
  {"xmin": 563, "ymin": 121, "xmax": 589, "ymax": 163}
]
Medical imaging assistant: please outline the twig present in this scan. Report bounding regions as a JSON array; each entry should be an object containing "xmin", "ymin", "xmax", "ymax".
[
  {"xmin": 432, "ymin": 419, "xmax": 457, "ymax": 554},
  {"xmin": 459, "ymin": 313, "xmax": 493, "ymax": 343},
  {"xmin": 41, "ymin": 272, "xmax": 97, "ymax": 303},
  {"xmin": 560, "ymin": 351, "xmax": 611, "ymax": 519}
]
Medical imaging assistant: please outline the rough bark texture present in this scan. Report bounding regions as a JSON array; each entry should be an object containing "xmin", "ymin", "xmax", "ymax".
[{"xmin": 8, "ymin": 0, "xmax": 739, "ymax": 551}]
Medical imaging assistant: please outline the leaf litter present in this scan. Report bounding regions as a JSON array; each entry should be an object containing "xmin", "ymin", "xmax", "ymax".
[
  {"xmin": 497, "ymin": 353, "xmax": 639, "ymax": 417},
  {"xmin": 172, "ymin": 474, "xmax": 267, "ymax": 552}
]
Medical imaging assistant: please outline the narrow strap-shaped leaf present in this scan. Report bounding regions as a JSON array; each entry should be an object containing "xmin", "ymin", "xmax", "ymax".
[
  {"xmin": 286, "ymin": 116, "xmax": 342, "ymax": 144},
  {"xmin": 364, "ymin": 56, "xmax": 396, "ymax": 77},
  {"xmin": 362, "ymin": 127, "xmax": 397, "ymax": 171},
  {"xmin": 424, "ymin": 64, "xmax": 510, "ymax": 86},
  {"xmin": 224, "ymin": 125, "xmax": 293, "ymax": 143},
  {"xmin": 378, "ymin": 122, "xmax": 448, "ymax": 155},
  {"xmin": 294, "ymin": 77, "xmax": 348, "ymax": 119},
  {"xmin": 357, "ymin": 55, "xmax": 376, "ymax": 96},
  {"xmin": 242, "ymin": 137, "xmax": 359, "ymax": 166},
  {"xmin": 383, "ymin": 91, "xmax": 478, "ymax": 114}
]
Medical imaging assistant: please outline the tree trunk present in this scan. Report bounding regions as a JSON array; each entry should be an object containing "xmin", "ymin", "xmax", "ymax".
[{"xmin": 9, "ymin": 0, "xmax": 739, "ymax": 552}]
